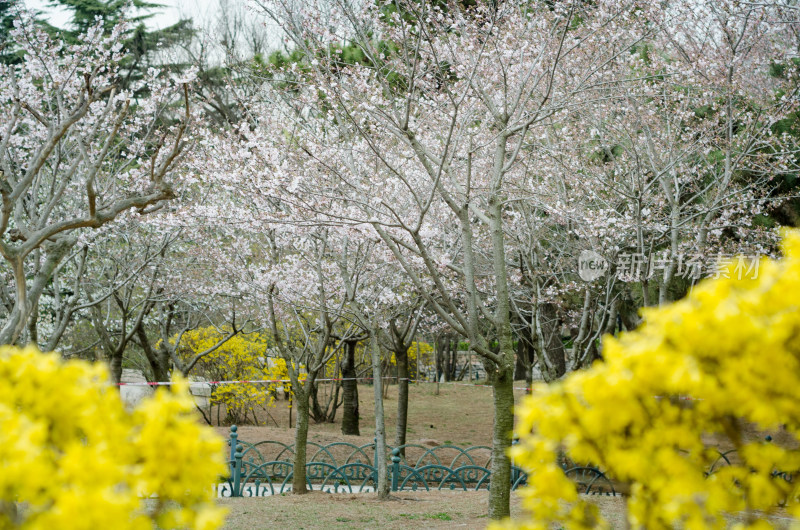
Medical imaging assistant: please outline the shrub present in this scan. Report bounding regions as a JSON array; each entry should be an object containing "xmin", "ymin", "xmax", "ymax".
[
  {"xmin": 176, "ymin": 328, "xmax": 293, "ymax": 424},
  {"xmin": 498, "ymin": 231, "xmax": 800, "ymax": 529},
  {"xmin": 0, "ymin": 346, "xmax": 226, "ymax": 529}
]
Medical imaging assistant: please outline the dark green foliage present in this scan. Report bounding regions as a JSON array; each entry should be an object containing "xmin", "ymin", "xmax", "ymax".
[
  {"xmin": 0, "ymin": 0, "xmax": 23, "ymax": 64},
  {"xmin": 118, "ymin": 18, "xmax": 195, "ymax": 90},
  {"xmin": 47, "ymin": 0, "xmax": 160, "ymax": 38},
  {"xmin": 44, "ymin": 0, "xmax": 195, "ymax": 95}
]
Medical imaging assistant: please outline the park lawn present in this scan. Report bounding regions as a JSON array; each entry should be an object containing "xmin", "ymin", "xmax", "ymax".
[
  {"xmin": 215, "ymin": 381, "xmax": 530, "ymax": 449},
  {"xmin": 217, "ymin": 492, "xmax": 797, "ymax": 530},
  {"xmin": 217, "ymin": 380, "xmax": 799, "ymax": 456},
  {"xmin": 218, "ymin": 490, "xmax": 513, "ymax": 529},
  {"xmin": 217, "ymin": 491, "xmax": 630, "ymax": 529},
  {"xmin": 211, "ymin": 381, "xmax": 798, "ymax": 529}
]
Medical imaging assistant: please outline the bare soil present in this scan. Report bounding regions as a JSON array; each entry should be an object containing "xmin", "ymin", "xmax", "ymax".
[
  {"xmin": 214, "ymin": 381, "xmax": 529, "ymax": 448},
  {"xmin": 210, "ymin": 381, "xmax": 798, "ymax": 529},
  {"xmin": 217, "ymin": 491, "xmax": 796, "ymax": 529},
  {"xmin": 217, "ymin": 491, "xmax": 632, "ymax": 530}
]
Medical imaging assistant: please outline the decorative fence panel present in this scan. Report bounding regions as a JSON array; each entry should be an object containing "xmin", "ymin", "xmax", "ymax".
[{"xmin": 219, "ymin": 426, "xmax": 617, "ymax": 498}]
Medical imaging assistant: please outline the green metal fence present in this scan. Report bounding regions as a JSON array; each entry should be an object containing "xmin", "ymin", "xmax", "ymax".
[{"xmin": 219, "ymin": 426, "xmax": 617, "ymax": 497}]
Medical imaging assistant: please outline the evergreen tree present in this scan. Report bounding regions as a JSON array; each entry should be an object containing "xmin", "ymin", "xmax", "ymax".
[
  {"xmin": 43, "ymin": 0, "xmax": 195, "ymax": 93},
  {"xmin": 0, "ymin": 0, "xmax": 22, "ymax": 64}
]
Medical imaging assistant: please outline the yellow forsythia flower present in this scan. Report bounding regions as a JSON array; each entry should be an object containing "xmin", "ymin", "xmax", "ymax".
[
  {"xmin": 0, "ymin": 346, "xmax": 227, "ymax": 529},
  {"xmin": 175, "ymin": 328, "xmax": 296, "ymax": 423},
  {"xmin": 496, "ymin": 229, "xmax": 800, "ymax": 529}
]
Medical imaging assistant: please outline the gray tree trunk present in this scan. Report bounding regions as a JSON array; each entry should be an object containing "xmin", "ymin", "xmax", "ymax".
[
  {"xmin": 539, "ymin": 303, "xmax": 566, "ymax": 378},
  {"xmin": 370, "ymin": 332, "xmax": 389, "ymax": 498}
]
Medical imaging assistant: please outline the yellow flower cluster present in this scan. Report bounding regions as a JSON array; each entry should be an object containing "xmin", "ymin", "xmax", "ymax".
[
  {"xmin": 178, "ymin": 328, "xmax": 293, "ymax": 424},
  {"xmin": 497, "ymin": 230, "xmax": 800, "ymax": 530},
  {"xmin": 0, "ymin": 346, "xmax": 227, "ymax": 530},
  {"xmin": 388, "ymin": 341, "xmax": 434, "ymax": 379}
]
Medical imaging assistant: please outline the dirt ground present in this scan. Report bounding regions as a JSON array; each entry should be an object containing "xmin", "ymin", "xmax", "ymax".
[
  {"xmin": 217, "ymin": 491, "xmax": 630, "ymax": 530},
  {"xmin": 210, "ymin": 381, "xmax": 798, "ymax": 529},
  {"xmin": 213, "ymin": 381, "xmax": 529, "ymax": 448},
  {"xmin": 217, "ymin": 491, "xmax": 796, "ymax": 530}
]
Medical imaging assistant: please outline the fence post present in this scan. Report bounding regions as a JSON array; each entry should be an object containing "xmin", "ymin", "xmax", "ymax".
[
  {"xmin": 229, "ymin": 425, "xmax": 238, "ymax": 477},
  {"xmin": 391, "ymin": 448, "xmax": 401, "ymax": 492},
  {"xmin": 233, "ymin": 443, "xmax": 243, "ymax": 497},
  {"xmin": 373, "ymin": 437, "xmax": 378, "ymax": 488},
  {"xmin": 510, "ymin": 436, "xmax": 519, "ymax": 488}
]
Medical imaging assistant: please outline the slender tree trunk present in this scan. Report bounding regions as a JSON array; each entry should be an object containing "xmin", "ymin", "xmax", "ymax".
[
  {"xmin": 292, "ymin": 390, "xmax": 310, "ymax": 494},
  {"xmin": 434, "ymin": 335, "xmax": 440, "ymax": 395},
  {"xmin": 540, "ymin": 303, "xmax": 566, "ymax": 378},
  {"xmin": 370, "ymin": 332, "xmax": 389, "ymax": 498},
  {"xmin": 0, "ymin": 257, "xmax": 28, "ymax": 345},
  {"xmin": 514, "ymin": 338, "xmax": 534, "ymax": 392},
  {"xmin": 27, "ymin": 302, "xmax": 39, "ymax": 347},
  {"xmin": 394, "ymin": 347, "xmax": 409, "ymax": 454},
  {"xmin": 310, "ymin": 381, "xmax": 325, "ymax": 422},
  {"xmin": 341, "ymin": 340, "xmax": 360, "ymax": 435}
]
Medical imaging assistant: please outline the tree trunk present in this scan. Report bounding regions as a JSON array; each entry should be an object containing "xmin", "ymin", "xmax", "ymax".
[
  {"xmin": 488, "ymin": 365, "xmax": 515, "ymax": 519},
  {"xmin": 370, "ymin": 333, "xmax": 389, "ymax": 498},
  {"xmin": 109, "ymin": 349, "xmax": 124, "ymax": 385},
  {"xmin": 341, "ymin": 340, "xmax": 360, "ymax": 436},
  {"xmin": 394, "ymin": 347, "xmax": 409, "ymax": 454},
  {"xmin": 310, "ymin": 381, "xmax": 325, "ymax": 422},
  {"xmin": 137, "ymin": 326, "xmax": 171, "ymax": 382},
  {"xmin": 488, "ymin": 186, "xmax": 515, "ymax": 519},
  {"xmin": 514, "ymin": 338, "xmax": 534, "ymax": 392},
  {"xmin": 514, "ymin": 332, "xmax": 533, "ymax": 381},
  {"xmin": 0, "ymin": 239, "xmax": 72, "ymax": 345},
  {"xmin": 538, "ymin": 303, "xmax": 566, "ymax": 380},
  {"xmin": 292, "ymin": 390, "xmax": 310, "ymax": 494}
]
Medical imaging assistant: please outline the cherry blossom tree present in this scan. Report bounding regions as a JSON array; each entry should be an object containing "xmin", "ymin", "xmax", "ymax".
[
  {"xmin": 0, "ymin": 15, "xmax": 195, "ymax": 345},
  {"xmin": 509, "ymin": 0, "xmax": 800, "ymax": 372},
  {"xmin": 252, "ymin": 0, "xmax": 657, "ymax": 517}
]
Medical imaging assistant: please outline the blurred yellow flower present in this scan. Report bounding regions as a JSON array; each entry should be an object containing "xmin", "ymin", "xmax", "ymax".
[
  {"xmin": 495, "ymin": 229, "xmax": 800, "ymax": 529},
  {"xmin": 0, "ymin": 346, "xmax": 226, "ymax": 529}
]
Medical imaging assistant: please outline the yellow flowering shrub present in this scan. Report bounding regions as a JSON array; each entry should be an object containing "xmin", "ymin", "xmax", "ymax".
[
  {"xmin": 177, "ymin": 328, "xmax": 292, "ymax": 424},
  {"xmin": 389, "ymin": 341, "xmax": 434, "ymax": 380},
  {"xmin": 0, "ymin": 346, "xmax": 226, "ymax": 530},
  {"xmin": 498, "ymin": 230, "xmax": 800, "ymax": 530}
]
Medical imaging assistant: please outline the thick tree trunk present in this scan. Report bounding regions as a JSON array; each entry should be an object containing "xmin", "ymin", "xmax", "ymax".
[
  {"xmin": 137, "ymin": 326, "xmax": 171, "ymax": 382},
  {"xmin": 109, "ymin": 349, "xmax": 124, "ymax": 385},
  {"xmin": 488, "ymin": 366, "xmax": 515, "ymax": 519},
  {"xmin": 341, "ymin": 340, "xmax": 360, "ymax": 436},
  {"xmin": 292, "ymin": 391, "xmax": 310, "ymax": 494},
  {"xmin": 487, "ymin": 186, "xmax": 515, "ymax": 519},
  {"xmin": 394, "ymin": 348, "xmax": 409, "ymax": 453}
]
